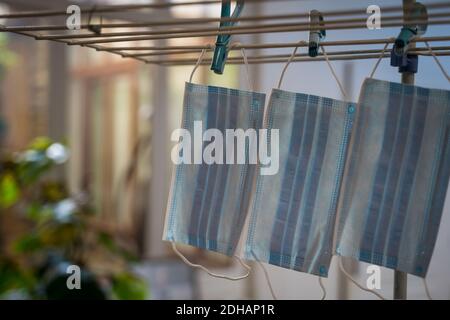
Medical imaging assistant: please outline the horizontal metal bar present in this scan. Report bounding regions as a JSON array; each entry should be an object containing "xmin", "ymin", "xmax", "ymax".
[
  {"xmin": 123, "ymin": 45, "xmax": 450, "ymax": 58},
  {"xmin": 0, "ymin": 11, "xmax": 363, "ymax": 32},
  {"xmin": 0, "ymin": 0, "xmax": 295, "ymax": 19},
  {"xmin": 35, "ymin": 12, "xmax": 450, "ymax": 41},
  {"xmin": 154, "ymin": 51, "xmax": 450, "ymax": 66},
  {"xmin": 64, "ymin": 19, "xmax": 450, "ymax": 45},
  {"xmin": 1, "ymin": 0, "xmax": 448, "ymax": 24},
  {"xmin": 141, "ymin": 47, "xmax": 450, "ymax": 64},
  {"xmin": 94, "ymin": 36, "xmax": 450, "ymax": 52},
  {"xmin": 122, "ymin": 49, "xmax": 208, "ymax": 57}
]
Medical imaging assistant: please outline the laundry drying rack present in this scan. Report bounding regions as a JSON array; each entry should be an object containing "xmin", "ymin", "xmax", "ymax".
[
  {"xmin": 0, "ymin": 0, "xmax": 449, "ymax": 67},
  {"xmin": 1, "ymin": 0, "xmax": 449, "ymax": 300}
]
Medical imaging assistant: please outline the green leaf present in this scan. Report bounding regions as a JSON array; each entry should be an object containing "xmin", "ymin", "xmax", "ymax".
[
  {"xmin": 0, "ymin": 174, "xmax": 20, "ymax": 208},
  {"xmin": 29, "ymin": 137, "xmax": 53, "ymax": 151},
  {"xmin": 13, "ymin": 233, "xmax": 43, "ymax": 253},
  {"xmin": 0, "ymin": 260, "xmax": 36, "ymax": 295},
  {"xmin": 17, "ymin": 158, "xmax": 53, "ymax": 185},
  {"xmin": 111, "ymin": 273, "xmax": 148, "ymax": 300},
  {"xmin": 26, "ymin": 203, "xmax": 53, "ymax": 222},
  {"xmin": 98, "ymin": 232, "xmax": 139, "ymax": 262}
]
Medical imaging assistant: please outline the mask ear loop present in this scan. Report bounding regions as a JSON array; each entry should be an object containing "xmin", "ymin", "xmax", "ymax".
[
  {"xmin": 171, "ymin": 243, "xmax": 251, "ymax": 281},
  {"xmin": 189, "ymin": 44, "xmax": 214, "ymax": 83},
  {"xmin": 369, "ymin": 39, "xmax": 394, "ymax": 79},
  {"xmin": 338, "ymin": 256, "xmax": 386, "ymax": 300},
  {"xmin": 189, "ymin": 43, "xmax": 254, "ymax": 92},
  {"xmin": 250, "ymin": 250, "xmax": 327, "ymax": 300},
  {"xmin": 278, "ymin": 43, "xmax": 350, "ymax": 100},
  {"xmin": 423, "ymin": 41, "xmax": 450, "ymax": 83},
  {"xmin": 320, "ymin": 45, "xmax": 349, "ymax": 100},
  {"xmin": 422, "ymin": 278, "xmax": 433, "ymax": 300},
  {"xmin": 228, "ymin": 42, "xmax": 253, "ymax": 91},
  {"xmin": 277, "ymin": 40, "xmax": 308, "ymax": 89},
  {"xmin": 250, "ymin": 250, "xmax": 277, "ymax": 300},
  {"xmin": 318, "ymin": 277, "xmax": 327, "ymax": 300}
]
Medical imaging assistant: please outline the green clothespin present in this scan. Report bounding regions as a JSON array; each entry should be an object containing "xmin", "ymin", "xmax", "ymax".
[
  {"xmin": 211, "ymin": 1, "xmax": 245, "ymax": 75},
  {"xmin": 308, "ymin": 10, "xmax": 326, "ymax": 58}
]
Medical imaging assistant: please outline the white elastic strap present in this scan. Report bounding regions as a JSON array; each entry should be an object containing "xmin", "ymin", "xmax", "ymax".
[
  {"xmin": 250, "ymin": 250, "xmax": 278, "ymax": 300},
  {"xmin": 369, "ymin": 40, "xmax": 393, "ymax": 79},
  {"xmin": 424, "ymin": 41, "xmax": 450, "ymax": 83},
  {"xmin": 318, "ymin": 277, "xmax": 327, "ymax": 300},
  {"xmin": 422, "ymin": 278, "xmax": 433, "ymax": 300},
  {"xmin": 277, "ymin": 40, "xmax": 307, "ymax": 89},
  {"xmin": 189, "ymin": 43, "xmax": 254, "ymax": 91},
  {"xmin": 171, "ymin": 242, "xmax": 251, "ymax": 281},
  {"xmin": 338, "ymin": 257, "xmax": 386, "ymax": 300},
  {"xmin": 189, "ymin": 45, "xmax": 212, "ymax": 83},
  {"xmin": 320, "ymin": 45, "xmax": 349, "ymax": 100},
  {"xmin": 228, "ymin": 42, "xmax": 253, "ymax": 91}
]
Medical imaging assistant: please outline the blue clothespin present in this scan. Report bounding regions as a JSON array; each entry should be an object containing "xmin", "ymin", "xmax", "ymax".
[
  {"xmin": 308, "ymin": 10, "xmax": 326, "ymax": 58},
  {"xmin": 391, "ymin": 2, "xmax": 428, "ymax": 73},
  {"xmin": 211, "ymin": 1, "xmax": 245, "ymax": 74}
]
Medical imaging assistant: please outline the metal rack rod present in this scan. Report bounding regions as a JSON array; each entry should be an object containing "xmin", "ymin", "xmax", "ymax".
[
  {"xmin": 394, "ymin": 0, "xmax": 415, "ymax": 301},
  {"xmin": 152, "ymin": 51, "xmax": 450, "ymax": 66},
  {"xmin": 123, "ymin": 46, "xmax": 450, "ymax": 59},
  {"xmin": 0, "ymin": 0, "xmax": 296, "ymax": 19},
  {"xmin": 140, "ymin": 50, "xmax": 450, "ymax": 65},
  {"xmin": 93, "ymin": 36, "xmax": 450, "ymax": 52},
  {"xmin": 33, "ymin": 13, "xmax": 450, "ymax": 41},
  {"xmin": 0, "ymin": 0, "xmax": 448, "ymax": 20},
  {"xmin": 123, "ymin": 45, "xmax": 450, "ymax": 58},
  {"xmin": 0, "ymin": 10, "xmax": 417, "ymax": 32},
  {"xmin": 0, "ymin": 13, "xmax": 309, "ymax": 32},
  {"xmin": 61, "ymin": 19, "xmax": 450, "ymax": 45}
]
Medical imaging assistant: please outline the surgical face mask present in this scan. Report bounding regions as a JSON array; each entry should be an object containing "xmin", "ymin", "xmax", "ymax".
[
  {"xmin": 163, "ymin": 48, "xmax": 265, "ymax": 275},
  {"xmin": 245, "ymin": 44, "xmax": 355, "ymax": 277},
  {"xmin": 335, "ymin": 77, "xmax": 450, "ymax": 277}
]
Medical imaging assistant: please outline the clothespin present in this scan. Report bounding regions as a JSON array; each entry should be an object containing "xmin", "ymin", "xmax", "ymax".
[
  {"xmin": 211, "ymin": 1, "xmax": 245, "ymax": 74},
  {"xmin": 87, "ymin": 6, "xmax": 102, "ymax": 35},
  {"xmin": 391, "ymin": 2, "xmax": 428, "ymax": 73},
  {"xmin": 308, "ymin": 10, "xmax": 326, "ymax": 57}
]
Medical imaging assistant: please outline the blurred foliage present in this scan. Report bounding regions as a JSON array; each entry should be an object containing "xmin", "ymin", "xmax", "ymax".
[
  {"xmin": 0, "ymin": 137, "xmax": 148, "ymax": 300},
  {"xmin": 112, "ymin": 273, "xmax": 147, "ymax": 300},
  {"xmin": 0, "ymin": 174, "xmax": 19, "ymax": 208}
]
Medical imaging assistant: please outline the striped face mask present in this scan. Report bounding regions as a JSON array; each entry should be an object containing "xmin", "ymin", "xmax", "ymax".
[
  {"xmin": 335, "ymin": 77, "xmax": 450, "ymax": 278},
  {"xmin": 245, "ymin": 44, "xmax": 355, "ymax": 277},
  {"xmin": 163, "ymin": 47, "xmax": 265, "ymax": 279}
]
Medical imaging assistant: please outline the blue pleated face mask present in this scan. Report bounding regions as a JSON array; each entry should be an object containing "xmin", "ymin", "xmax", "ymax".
[
  {"xmin": 163, "ymin": 48, "xmax": 265, "ymax": 264},
  {"xmin": 335, "ymin": 77, "xmax": 450, "ymax": 277},
  {"xmin": 244, "ymin": 45, "xmax": 355, "ymax": 277}
]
